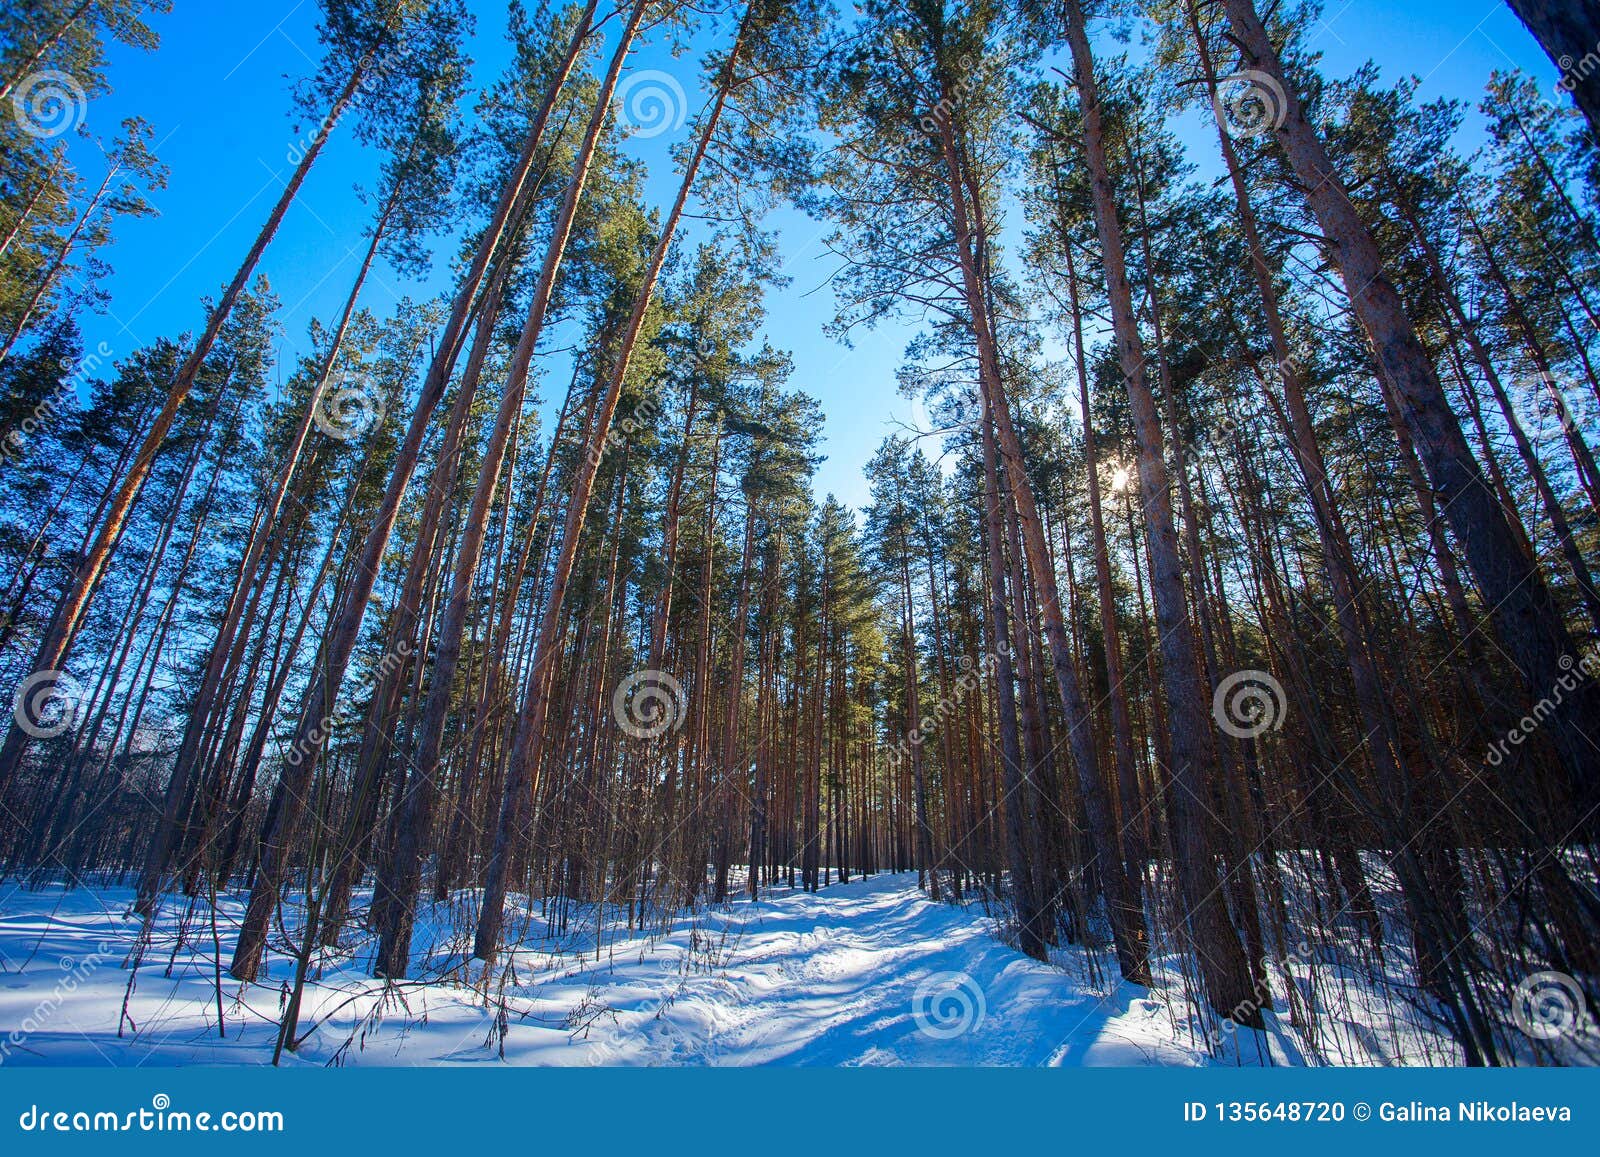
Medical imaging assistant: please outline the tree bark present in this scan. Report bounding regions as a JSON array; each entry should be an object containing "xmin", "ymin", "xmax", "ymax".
[
  {"xmin": 1221, "ymin": 0, "xmax": 1600, "ymax": 820},
  {"xmin": 225, "ymin": 6, "xmax": 598, "ymax": 980},
  {"xmin": 1058, "ymin": 0, "xmax": 1246, "ymax": 1008},
  {"xmin": 372, "ymin": 0, "xmax": 632, "ymax": 979},
  {"xmin": 0, "ymin": 55, "xmax": 373, "ymax": 796},
  {"xmin": 473, "ymin": 7, "xmax": 756, "ymax": 962},
  {"xmin": 1505, "ymin": 0, "xmax": 1600, "ymax": 142}
]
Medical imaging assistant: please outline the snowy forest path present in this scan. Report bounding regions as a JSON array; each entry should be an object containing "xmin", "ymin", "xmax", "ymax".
[
  {"xmin": 0, "ymin": 873, "xmax": 1204, "ymax": 1066},
  {"xmin": 571, "ymin": 872, "xmax": 1194, "ymax": 1066}
]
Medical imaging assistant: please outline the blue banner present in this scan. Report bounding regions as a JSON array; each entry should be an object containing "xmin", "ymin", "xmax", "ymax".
[{"xmin": 3, "ymin": 1068, "xmax": 1595, "ymax": 1154}]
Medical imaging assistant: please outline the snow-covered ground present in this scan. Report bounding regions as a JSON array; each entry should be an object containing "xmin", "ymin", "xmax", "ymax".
[
  {"xmin": 0, "ymin": 868, "xmax": 1563, "ymax": 1067},
  {"xmin": 0, "ymin": 872, "xmax": 1216, "ymax": 1067}
]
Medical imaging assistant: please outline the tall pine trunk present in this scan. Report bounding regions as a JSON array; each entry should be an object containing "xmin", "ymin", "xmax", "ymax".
[
  {"xmin": 1220, "ymin": 0, "xmax": 1600, "ymax": 819},
  {"xmin": 1057, "ymin": 0, "xmax": 1250, "ymax": 1013},
  {"xmin": 225, "ymin": 6, "xmax": 599, "ymax": 980},
  {"xmin": 0, "ymin": 56, "xmax": 375, "ymax": 795}
]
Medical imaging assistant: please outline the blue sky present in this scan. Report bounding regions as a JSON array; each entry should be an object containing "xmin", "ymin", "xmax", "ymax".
[{"xmin": 66, "ymin": 0, "xmax": 1558, "ymax": 511}]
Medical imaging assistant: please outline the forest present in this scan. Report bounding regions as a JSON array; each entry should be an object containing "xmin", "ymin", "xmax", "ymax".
[{"xmin": 0, "ymin": 0, "xmax": 1597, "ymax": 1069}]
